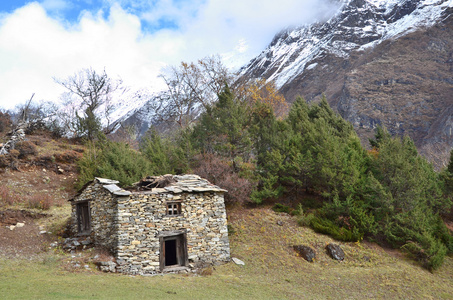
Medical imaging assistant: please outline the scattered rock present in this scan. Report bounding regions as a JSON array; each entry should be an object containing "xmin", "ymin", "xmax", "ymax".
[
  {"xmin": 293, "ymin": 245, "xmax": 316, "ymax": 262},
  {"xmin": 277, "ymin": 220, "xmax": 283, "ymax": 226},
  {"xmin": 232, "ymin": 257, "xmax": 245, "ymax": 265},
  {"xmin": 95, "ymin": 261, "xmax": 117, "ymax": 272},
  {"xmin": 57, "ymin": 167, "xmax": 64, "ymax": 174},
  {"xmin": 16, "ymin": 222, "xmax": 25, "ymax": 228},
  {"xmin": 39, "ymin": 230, "xmax": 47, "ymax": 235},
  {"xmin": 61, "ymin": 237, "xmax": 93, "ymax": 251},
  {"xmin": 9, "ymin": 225, "xmax": 15, "ymax": 231},
  {"xmin": 325, "ymin": 243, "xmax": 345, "ymax": 261}
]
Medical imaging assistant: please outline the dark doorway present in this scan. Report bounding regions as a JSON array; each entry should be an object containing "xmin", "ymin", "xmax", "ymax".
[
  {"xmin": 76, "ymin": 201, "xmax": 91, "ymax": 234},
  {"xmin": 165, "ymin": 239, "xmax": 178, "ymax": 266},
  {"xmin": 160, "ymin": 233, "xmax": 187, "ymax": 270}
]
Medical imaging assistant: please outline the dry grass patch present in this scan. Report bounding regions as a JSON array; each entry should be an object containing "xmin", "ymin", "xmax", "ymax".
[{"xmin": 226, "ymin": 206, "xmax": 453, "ymax": 299}]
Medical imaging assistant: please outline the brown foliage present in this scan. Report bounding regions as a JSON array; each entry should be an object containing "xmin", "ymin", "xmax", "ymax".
[
  {"xmin": 0, "ymin": 186, "xmax": 19, "ymax": 206},
  {"xmin": 15, "ymin": 141, "xmax": 37, "ymax": 159},
  {"xmin": 368, "ymin": 148, "xmax": 379, "ymax": 159},
  {"xmin": 0, "ymin": 111, "xmax": 12, "ymax": 134},
  {"xmin": 238, "ymin": 79, "xmax": 289, "ymax": 119},
  {"xmin": 54, "ymin": 150, "xmax": 83, "ymax": 164},
  {"xmin": 26, "ymin": 193, "xmax": 53, "ymax": 210},
  {"xmin": 192, "ymin": 154, "xmax": 255, "ymax": 205},
  {"xmin": 0, "ymin": 152, "xmax": 18, "ymax": 170},
  {"xmin": 0, "ymin": 155, "xmax": 10, "ymax": 169}
]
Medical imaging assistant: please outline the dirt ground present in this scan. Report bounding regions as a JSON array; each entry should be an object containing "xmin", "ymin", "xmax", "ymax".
[{"xmin": 0, "ymin": 209, "xmax": 51, "ymax": 259}]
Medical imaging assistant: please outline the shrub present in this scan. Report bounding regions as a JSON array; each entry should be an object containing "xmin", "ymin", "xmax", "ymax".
[
  {"xmin": 0, "ymin": 111, "xmax": 12, "ymax": 133},
  {"xmin": 0, "ymin": 155, "xmax": 10, "ymax": 169},
  {"xmin": 0, "ymin": 151, "xmax": 19, "ymax": 170},
  {"xmin": 9, "ymin": 149, "xmax": 19, "ymax": 158},
  {"xmin": 0, "ymin": 185, "xmax": 18, "ymax": 206},
  {"xmin": 55, "ymin": 150, "xmax": 82, "ymax": 164},
  {"xmin": 15, "ymin": 140, "xmax": 37, "ymax": 159},
  {"xmin": 192, "ymin": 153, "xmax": 256, "ymax": 205},
  {"xmin": 297, "ymin": 212, "xmax": 315, "ymax": 227},
  {"xmin": 77, "ymin": 140, "xmax": 156, "ymax": 189},
  {"xmin": 401, "ymin": 238, "xmax": 448, "ymax": 271},
  {"xmin": 310, "ymin": 216, "xmax": 363, "ymax": 242},
  {"xmin": 27, "ymin": 193, "xmax": 53, "ymax": 210},
  {"xmin": 272, "ymin": 203, "xmax": 292, "ymax": 214}
]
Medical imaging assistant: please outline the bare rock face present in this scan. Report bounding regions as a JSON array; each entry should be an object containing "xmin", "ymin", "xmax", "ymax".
[
  {"xmin": 325, "ymin": 243, "xmax": 345, "ymax": 261},
  {"xmin": 293, "ymin": 245, "xmax": 316, "ymax": 262}
]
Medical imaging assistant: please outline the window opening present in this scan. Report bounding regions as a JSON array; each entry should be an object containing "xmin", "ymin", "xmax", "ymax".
[{"xmin": 166, "ymin": 202, "xmax": 181, "ymax": 215}]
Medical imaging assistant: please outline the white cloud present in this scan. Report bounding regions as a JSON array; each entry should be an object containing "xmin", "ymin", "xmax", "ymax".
[{"xmin": 0, "ymin": 0, "xmax": 340, "ymax": 110}]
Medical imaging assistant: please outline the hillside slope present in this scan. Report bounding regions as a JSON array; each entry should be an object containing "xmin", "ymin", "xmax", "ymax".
[{"xmin": 1, "ymin": 131, "xmax": 452, "ymax": 299}]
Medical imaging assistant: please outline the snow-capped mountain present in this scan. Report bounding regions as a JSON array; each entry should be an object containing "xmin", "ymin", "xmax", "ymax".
[
  {"xmin": 240, "ymin": 0, "xmax": 452, "ymax": 89},
  {"xmin": 239, "ymin": 0, "xmax": 453, "ymax": 167}
]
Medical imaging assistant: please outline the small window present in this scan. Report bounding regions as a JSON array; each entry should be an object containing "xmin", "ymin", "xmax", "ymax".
[
  {"xmin": 76, "ymin": 201, "xmax": 91, "ymax": 234},
  {"xmin": 166, "ymin": 202, "xmax": 181, "ymax": 215}
]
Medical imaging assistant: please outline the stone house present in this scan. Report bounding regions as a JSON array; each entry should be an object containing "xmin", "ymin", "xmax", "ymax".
[{"xmin": 69, "ymin": 175, "xmax": 230, "ymax": 275}]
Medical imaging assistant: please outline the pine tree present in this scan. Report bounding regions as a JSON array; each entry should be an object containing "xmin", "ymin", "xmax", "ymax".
[{"xmin": 191, "ymin": 85, "xmax": 252, "ymax": 163}]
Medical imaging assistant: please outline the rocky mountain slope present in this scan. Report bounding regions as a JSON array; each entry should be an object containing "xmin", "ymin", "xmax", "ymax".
[{"xmin": 240, "ymin": 0, "xmax": 453, "ymax": 167}]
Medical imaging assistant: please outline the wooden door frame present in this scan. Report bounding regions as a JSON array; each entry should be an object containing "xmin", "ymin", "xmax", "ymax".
[{"xmin": 159, "ymin": 231, "xmax": 188, "ymax": 271}]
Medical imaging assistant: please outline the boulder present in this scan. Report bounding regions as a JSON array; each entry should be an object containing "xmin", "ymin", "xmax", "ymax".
[
  {"xmin": 231, "ymin": 257, "xmax": 245, "ymax": 265},
  {"xmin": 293, "ymin": 245, "xmax": 316, "ymax": 262},
  {"xmin": 325, "ymin": 243, "xmax": 345, "ymax": 261}
]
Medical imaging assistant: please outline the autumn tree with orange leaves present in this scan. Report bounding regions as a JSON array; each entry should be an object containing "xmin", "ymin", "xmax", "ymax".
[{"xmin": 237, "ymin": 79, "xmax": 289, "ymax": 119}]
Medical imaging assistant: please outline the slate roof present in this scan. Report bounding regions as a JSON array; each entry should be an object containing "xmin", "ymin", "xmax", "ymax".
[
  {"xmin": 158, "ymin": 174, "xmax": 227, "ymax": 194},
  {"xmin": 71, "ymin": 175, "xmax": 226, "ymax": 201}
]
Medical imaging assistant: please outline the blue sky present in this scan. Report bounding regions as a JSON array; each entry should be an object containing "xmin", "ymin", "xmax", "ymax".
[{"xmin": 0, "ymin": 0, "xmax": 340, "ymax": 109}]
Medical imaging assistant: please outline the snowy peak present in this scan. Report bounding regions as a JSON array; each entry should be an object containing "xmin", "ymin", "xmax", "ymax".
[{"xmin": 240, "ymin": 0, "xmax": 453, "ymax": 88}]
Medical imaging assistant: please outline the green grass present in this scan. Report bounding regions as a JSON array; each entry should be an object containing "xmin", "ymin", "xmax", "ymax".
[
  {"xmin": 0, "ymin": 257, "xmax": 281, "ymax": 299},
  {"xmin": 1, "ymin": 207, "xmax": 453, "ymax": 299}
]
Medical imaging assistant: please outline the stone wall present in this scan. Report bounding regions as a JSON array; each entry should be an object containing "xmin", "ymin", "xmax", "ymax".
[
  {"xmin": 115, "ymin": 190, "xmax": 230, "ymax": 275},
  {"xmin": 70, "ymin": 179, "xmax": 119, "ymax": 251}
]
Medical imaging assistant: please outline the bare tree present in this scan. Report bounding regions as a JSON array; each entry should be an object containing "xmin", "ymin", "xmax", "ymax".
[
  {"xmin": 55, "ymin": 68, "xmax": 121, "ymax": 140},
  {"xmin": 12, "ymin": 94, "xmax": 59, "ymax": 134},
  {"xmin": 156, "ymin": 55, "xmax": 234, "ymax": 128}
]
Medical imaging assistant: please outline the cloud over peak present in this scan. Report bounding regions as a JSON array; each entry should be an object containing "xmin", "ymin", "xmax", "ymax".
[{"xmin": 0, "ymin": 0, "xmax": 340, "ymax": 109}]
